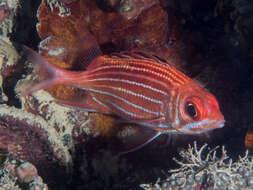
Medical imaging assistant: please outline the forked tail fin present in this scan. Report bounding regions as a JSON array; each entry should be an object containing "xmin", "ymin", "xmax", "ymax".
[{"xmin": 15, "ymin": 46, "xmax": 68, "ymax": 97}]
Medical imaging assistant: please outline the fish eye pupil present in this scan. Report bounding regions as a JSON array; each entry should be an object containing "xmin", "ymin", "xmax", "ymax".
[{"xmin": 186, "ymin": 103, "xmax": 197, "ymax": 118}]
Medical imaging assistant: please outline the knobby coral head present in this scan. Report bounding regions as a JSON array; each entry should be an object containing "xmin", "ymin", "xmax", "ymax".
[{"xmin": 0, "ymin": 1, "xmax": 10, "ymax": 24}]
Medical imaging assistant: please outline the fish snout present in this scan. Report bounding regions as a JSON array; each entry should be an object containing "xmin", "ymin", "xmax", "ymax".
[{"xmin": 216, "ymin": 119, "xmax": 225, "ymax": 129}]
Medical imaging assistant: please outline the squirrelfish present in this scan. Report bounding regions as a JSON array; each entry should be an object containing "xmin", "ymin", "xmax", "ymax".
[{"xmin": 18, "ymin": 47, "xmax": 225, "ymax": 153}]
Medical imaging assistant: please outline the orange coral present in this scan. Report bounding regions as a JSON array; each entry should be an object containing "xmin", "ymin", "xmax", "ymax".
[
  {"xmin": 37, "ymin": 0, "xmax": 169, "ymax": 64},
  {"xmin": 90, "ymin": 113, "xmax": 116, "ymax": 138},
  {"xmin": 245, "ymin": 127, "xmax": 253, "ymax": 150}
]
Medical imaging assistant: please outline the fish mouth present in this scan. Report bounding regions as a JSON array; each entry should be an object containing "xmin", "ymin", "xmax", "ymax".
[
  {"xmin": 217, "ymin": 120, "xmax": 225, "ymax": 128},
  {"xmin": 179, "ymin": 119, "xmax": 225, "ymax": 134}
]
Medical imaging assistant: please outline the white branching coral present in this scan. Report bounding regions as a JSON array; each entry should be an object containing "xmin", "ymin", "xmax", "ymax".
[{"xmin": 141, "ymin": 142, "xmax": 253, "ymax": 190}]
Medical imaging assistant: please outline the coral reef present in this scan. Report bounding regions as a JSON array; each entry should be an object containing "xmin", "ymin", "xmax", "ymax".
[
  {"xmin": 0, "ymin": 103, "xmax": 72, "ymax": 187},
  {"xmin": 141, "ymin": 142, "xmax": 253, "ymax": 190}
]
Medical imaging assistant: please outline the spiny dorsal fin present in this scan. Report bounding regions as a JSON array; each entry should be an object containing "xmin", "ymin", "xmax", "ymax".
[{"xmin": 110, "ymin": 51, "xmax": 170, "ymax": 66}]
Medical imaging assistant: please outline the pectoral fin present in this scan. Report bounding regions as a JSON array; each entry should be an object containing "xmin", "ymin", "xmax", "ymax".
[
  {"xmin": 116, "ymin": 125, "xmax": 162, "ymax": 155},
  {"xmin": 115, "ymin": 116, "xmax": 167, "ymax": 129}
]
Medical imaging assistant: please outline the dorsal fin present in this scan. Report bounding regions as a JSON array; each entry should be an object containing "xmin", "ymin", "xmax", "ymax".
[
  {"xmin": 110, "ymin": 51, "xmax": 170, "ymax": 66},
  {"xmin": 87, "ymin": 50, "xmax": 173, "ymax": 72},
  {"xmin": 75, "ymin": 29, "xmax": 102, "ymax": 69}
]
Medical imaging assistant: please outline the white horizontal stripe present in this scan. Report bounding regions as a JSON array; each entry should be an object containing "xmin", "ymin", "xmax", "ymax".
[
  {"xmin": 91, "ymin": 93, "xmax": 165, "ymax": 121},
  {"xmin": 89, "ymin": 62, "xmax": 187, "ymax": 85},
  {"xmin": 90, "ymin": 92, "xmax": 111, "ymax": 111},
  {"xmin": 137, "ymin": 122, "xmax": 168, "ymax": 128},
  {"xmin": 87, "ymin": 77, "xmax": 167, "ymax": 96},
  {"xmin": 91, "ymin": 92, "xmax": 148, "ymax": 119},
  {"xmin": 88, "ymin": 65, "xmax": 181, "ymax": 86},
  {"xmin": 109, "ymin": 86, "xmax": 163, "ymax": 104},
  {"xmin": 86, "ymin": 71, "xmax": 169, "ymax": 92},
  {"xmin": 181, "ymin": 119, "xmax": 216, "ymax": 133},
  {"xmin": 102, "ymin": 57, "xmax": 189, "ymax": 84},
  {"xmin": 107, "ymin": 101, "xmax": 144, "ymax": 118},
  {"xmin": 90, "ymin": 84, "xmax": 163, "ymax": 105},
  {"xmin": 87, "ymin": 88, "xmax": 160, "ymax": 116}
]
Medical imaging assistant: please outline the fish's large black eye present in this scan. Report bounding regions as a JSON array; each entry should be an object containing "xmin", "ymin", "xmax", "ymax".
[{"xmin": 185, "ymin": 103, "xmax": 197, "ymax": 119}]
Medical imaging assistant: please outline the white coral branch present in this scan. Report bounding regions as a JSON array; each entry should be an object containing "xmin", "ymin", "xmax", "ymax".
[{"xmin": 166, "ymin": 142, "xmax": 253, "ymax": 189}]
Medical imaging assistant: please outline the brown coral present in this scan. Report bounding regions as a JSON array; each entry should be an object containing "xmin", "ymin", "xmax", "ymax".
[
  {"xmin": 0, "ymin": 104, "xmax": 72, "ymax": 187},
  {"xmin": 36, "ymin": 0, "xmax": 170, "ymax": 67}
]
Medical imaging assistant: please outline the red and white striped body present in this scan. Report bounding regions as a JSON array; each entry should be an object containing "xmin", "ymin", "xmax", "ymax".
[
  {"xmin": 61, "ymin": 53, "xmax": 224, "ymax": 135},
  {"xmin": 20, "ymin": 48, "xmax": 225, "ymax": 153},
  {"xmin": 83, "ymin": 55, "xmax": 189, "ymax": 129}
]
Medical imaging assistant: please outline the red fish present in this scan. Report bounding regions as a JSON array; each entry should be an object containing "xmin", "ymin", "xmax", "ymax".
[{"xmin": 18, "ymin": 47, "xmax": 225, "ymax": 153}]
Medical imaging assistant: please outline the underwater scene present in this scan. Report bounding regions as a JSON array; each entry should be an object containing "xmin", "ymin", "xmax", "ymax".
[{"xmin": 0, "ymin": 0, "xmax": 253, "ymax": 189}]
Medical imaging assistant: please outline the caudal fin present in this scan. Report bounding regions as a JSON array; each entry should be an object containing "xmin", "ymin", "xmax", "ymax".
[{"xmin": 15, "ymin": 46, "xmax": 64, "ymax": 96}]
